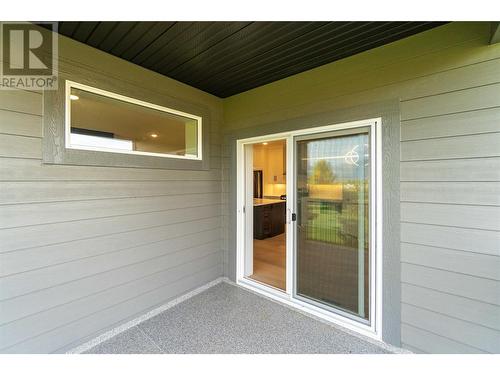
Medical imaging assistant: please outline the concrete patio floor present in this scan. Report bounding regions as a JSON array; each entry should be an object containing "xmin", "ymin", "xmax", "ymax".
[{"xmin": 84, "ymin": 282, "xmax": 391, "ymax": 354}]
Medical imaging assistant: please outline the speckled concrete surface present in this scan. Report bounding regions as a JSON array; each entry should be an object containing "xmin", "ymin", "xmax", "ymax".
[
  {"xmin": 85, "ymin": 327, "xmax": 161, "ymax": 354},
  {"xmin": 85, "ymin": 282, "xmax": 389, "ymax": 354}
]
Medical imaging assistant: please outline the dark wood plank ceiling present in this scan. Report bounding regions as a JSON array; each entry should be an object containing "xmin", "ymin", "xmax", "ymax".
[{"xmin": 47, "ymin": 22, "xmax": 446, "ymax": 98}]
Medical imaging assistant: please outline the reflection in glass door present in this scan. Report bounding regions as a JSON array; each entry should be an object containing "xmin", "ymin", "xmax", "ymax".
[{"xmin": 295, "ymin": 128, "xmax": 371, "ymax": 322}]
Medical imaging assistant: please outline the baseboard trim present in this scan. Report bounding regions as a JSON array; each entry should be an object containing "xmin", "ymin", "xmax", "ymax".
[{"xmin": 66, "ymin": 277, "xmax": 225, "ymax": 354}]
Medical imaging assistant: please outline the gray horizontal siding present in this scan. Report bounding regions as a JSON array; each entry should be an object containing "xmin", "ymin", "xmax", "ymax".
[
  {"xmin": 400, "ymin": 82, "xmax": 500, "ymax": 121},
  {"xmin": 1, "ymin": 229, "xmax": 221, "ymax": 300},
  {"xmin": 401, "ymin": 303, "xmax": 500, "ymax": 353},
  {"xmin": 401, "ymin": 222, "xmax": 499, "ymax": 256},
  {"xmin": 222, "ymin": 29, "xmax": 500, "ymax": 131},
  {"xmin": 0, "ymin": 131, "xmax": 221, "ymax": 163},
  {"xmin": 401, "ymin": 106, "xmax": 500, "ymax": 141},
  {"xmin": 0, "ymin": 219, "xmax": 221, "ymax": 278},
  {"xmin": 0, "ymin": 248, "xmax": 221, "ymax": 349},
  {"xmin": 0, "ymin": 89, "xmax": 42, "ymax": 115},
  {"xmin": 0, "ymin": 193, "xmax": 222, "ymax": 229},
  {"xmin": 0, "ymin": 204, "xmax": 221, "ymax": 253},
  {"xmin": 402, "ymin": 263, "xmax": 499, "ymax": 305},
  {"xmin": 401, "ymin": 202, "xmax": 500, "ymax": 231},
  {"xmin": 4, "ymin": 263, "xmax": 222, "ymax": 353},
  {"xmin": 0, "ymin": 109, "xmax": 42, "ymax": 137},
  {"xmin": 401, "ymin": 181, "xmax": 500, "ymax": 205},
  {"xmin": 401, "ymin": 323, "xmax": 488, "ymax": 354},
  {"xmin": 0, "ymin": 242, "xmax": 221, "ymax": 327},
  {"xmin": 0, "ymin": 158, "xmax": 222, "ymax": 181},
  {"xmin": 219, "ymin": 23, "xmax": 500, "ymax": 354},
  {"xmin": 401, "ymin": 242, "xmax": 500, "ymax": 280},
  {"xmin": 401, "ymin": 132, "xmax": 500, "ymax": 161},
  {"xmin": 0, "ymin": 134, "xmax": 42, "ymax": 159},
  {"xmin": 398, "ymin": 57, "xmax": 500, "ymax": 103},
  {"xmin": 400, "ymin": 80, "xmax": 500, "ymax": 353},
  {"xmin": 2, "ymin": 22, "xmax": 499, "ymax": 354},
  {"xmin": 402, "ymin": 283, "xmax": 500, "ymax": 331},
  {"xmin": 0, "ymin": 33, "xmax": 223, "ymax": 354},
  {"xmin": 0, "ymin": 180, "xmax": 221, "ymax": 204},
  {"xmin": 400, "ymin": 158, "xmax": 500, "ymax": 182}
]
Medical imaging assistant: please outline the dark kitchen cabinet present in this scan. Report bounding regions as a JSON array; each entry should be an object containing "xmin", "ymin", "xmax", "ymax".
[{"xmin": 253, "ymin": 202, "xmax": 285, "ymax": 240}]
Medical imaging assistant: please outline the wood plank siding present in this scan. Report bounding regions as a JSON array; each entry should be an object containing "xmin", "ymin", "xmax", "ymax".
[
  {"xmin": 1, "ymin": 21, "xmax": 499, "ymax": 354},
  {"xmin": 0, "ymin": 33, "xmax": 224, "ymax": 353},
  {"xmin": 222, "ymin": 22, "xmax": 500, "ymax": 353}
]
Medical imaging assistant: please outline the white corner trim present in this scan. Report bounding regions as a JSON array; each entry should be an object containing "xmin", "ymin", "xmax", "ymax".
[{"xmin": 65, "ymin": 277, "xmax": 225, "ymax": 354}]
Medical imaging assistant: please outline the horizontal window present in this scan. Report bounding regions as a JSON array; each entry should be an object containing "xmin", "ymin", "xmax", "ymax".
[{"xmin": 65, "ymin": 81, "xmax": 202, "ymax": 160}]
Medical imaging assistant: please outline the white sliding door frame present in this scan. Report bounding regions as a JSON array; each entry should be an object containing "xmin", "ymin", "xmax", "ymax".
[{"xmin": 235, "ymin": 117, "xmax": 383, "ymax": 341}]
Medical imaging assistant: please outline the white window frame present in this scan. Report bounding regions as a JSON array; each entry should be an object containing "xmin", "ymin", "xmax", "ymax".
[
  {"xmin": 236, "ymin": 117, "xmax": 383, "ymax": 341},
  {"xmin": 65, "ymin": 80, "xmax": 203, "ymax": 160}
]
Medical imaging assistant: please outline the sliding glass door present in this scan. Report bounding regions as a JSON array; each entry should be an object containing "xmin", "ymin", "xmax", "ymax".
[
  {"xmin": 237, "ymin": 120, "xmax": 379, "ymax": 333},
  {"xmin": 294, "ymin": 128, "xmax": 371, "ymax": 322}
]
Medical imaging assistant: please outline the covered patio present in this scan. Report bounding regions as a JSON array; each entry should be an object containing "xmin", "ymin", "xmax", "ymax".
[
  {"xmin": 0, "ymin": 20, "xmax": 498, "ymax": 355},
  {"xmin": 81, "ymin": 282, "xmax": 391, "ymax": 354}
]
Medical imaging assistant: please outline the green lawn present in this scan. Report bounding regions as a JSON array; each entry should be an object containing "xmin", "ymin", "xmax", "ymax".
[{"xmin": 305, "ymin": 201, "xmax": 366, "ymax": 248}]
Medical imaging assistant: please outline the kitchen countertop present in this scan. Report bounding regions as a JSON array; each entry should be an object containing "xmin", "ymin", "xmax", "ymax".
[{"xmin": 253, "ymin": 198, "xmax": 285, "ymax": 207}]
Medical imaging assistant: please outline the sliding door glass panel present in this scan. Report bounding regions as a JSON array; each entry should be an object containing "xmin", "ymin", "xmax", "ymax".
[{"xmin": 295, "ymin": 129, "xmax": 370, "ymax": 321}]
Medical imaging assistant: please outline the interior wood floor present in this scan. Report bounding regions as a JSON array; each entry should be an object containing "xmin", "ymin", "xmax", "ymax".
[{"xmin": 249, "ymin": 232, "xmax": 286, "ymax": 290}]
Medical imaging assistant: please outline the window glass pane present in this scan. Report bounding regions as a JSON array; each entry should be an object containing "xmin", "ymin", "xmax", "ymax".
[
  {"xmin": 68, "ymin": 86, "xmax": 200, "ymax": 158},
  {"xmin": 296, "ymin": 130, "xmax": 370, "ymax": 321}
]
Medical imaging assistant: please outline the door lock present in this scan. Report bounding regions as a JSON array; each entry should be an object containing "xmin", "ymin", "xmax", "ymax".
[{"xmin": 291, "ymin": 213, "xmax": 297, "ymax": 222}]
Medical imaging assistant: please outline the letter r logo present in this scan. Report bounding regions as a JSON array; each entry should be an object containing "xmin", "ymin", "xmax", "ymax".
[{"xmin": 1, "ymin": 23, "xmax": 54, "ymax": 76}]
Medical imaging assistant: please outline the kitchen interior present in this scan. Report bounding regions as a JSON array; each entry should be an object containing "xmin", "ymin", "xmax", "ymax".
[{"xmin": 250, "ymin": 139, "xmax": 287, "ymax": 290}]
